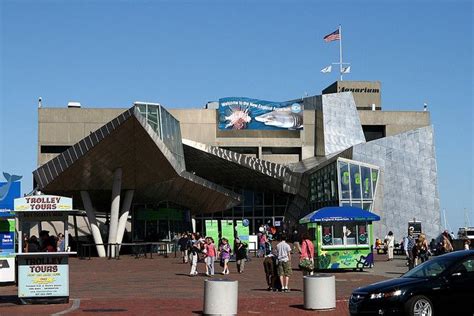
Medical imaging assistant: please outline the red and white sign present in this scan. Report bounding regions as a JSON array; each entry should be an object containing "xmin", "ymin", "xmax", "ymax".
[{"xmin": 14, "ymin": 195, "xmax": 72, "ymax": 212}]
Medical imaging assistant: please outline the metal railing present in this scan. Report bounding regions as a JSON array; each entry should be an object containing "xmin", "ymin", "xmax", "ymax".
[{"xmin": 78, "ymin": 241, "xmax": 178, "ymax": 260}]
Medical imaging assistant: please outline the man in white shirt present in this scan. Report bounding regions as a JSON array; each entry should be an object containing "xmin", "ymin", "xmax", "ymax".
[{"xmin": 276, "ymin": 234, "xmax": 292, "ymax": 292}]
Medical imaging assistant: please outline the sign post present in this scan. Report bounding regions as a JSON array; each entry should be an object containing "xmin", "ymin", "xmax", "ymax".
[{"xmin": 14, "ymin": 195, "xmax": 76, "ymax": 304}]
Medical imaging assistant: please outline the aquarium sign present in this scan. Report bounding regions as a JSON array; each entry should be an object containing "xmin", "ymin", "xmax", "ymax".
[{"xmin": 218, "ymin": 97, "xmax": 303, "ymax": 130}]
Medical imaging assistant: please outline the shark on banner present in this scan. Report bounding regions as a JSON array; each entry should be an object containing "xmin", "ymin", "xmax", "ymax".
[
  {"xmin": 0, "ymin": 173, "xmax": 22, "ymax": 202},
  {"xmin": 218, "ymin": 97, "xmax": 304, "ymax": 130}
]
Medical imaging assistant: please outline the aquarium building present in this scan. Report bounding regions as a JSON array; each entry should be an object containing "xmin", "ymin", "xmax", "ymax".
[{"xmin": 33, "ymin": 81, "xmax": 441, "ymax": 255}]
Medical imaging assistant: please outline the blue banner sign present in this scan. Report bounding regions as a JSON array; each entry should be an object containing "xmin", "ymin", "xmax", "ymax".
[{"xmin": 218, "ymin": 97, "xmax": 303, "ymax": 130}]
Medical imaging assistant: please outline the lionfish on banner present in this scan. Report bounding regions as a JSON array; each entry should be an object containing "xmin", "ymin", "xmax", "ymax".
[{"xmin": 224, "ymin": 106, "xmax": 251, "ymax": 130}]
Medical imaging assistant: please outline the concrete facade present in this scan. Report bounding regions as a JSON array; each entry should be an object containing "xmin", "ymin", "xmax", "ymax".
[
  {"xmin": 322, "ymin": 81, "xmax": 382, "ymax": 110},
  {"xmin": 34, "ymin": 81, "xmax": 440, "ymax": 241},
  {"xmin": 38, "ymin": 104, "xmax": 430, "ymax": 167}
]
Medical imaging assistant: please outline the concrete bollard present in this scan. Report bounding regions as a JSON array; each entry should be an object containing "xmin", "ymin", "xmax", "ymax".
[
  {"xmin": 303, "ymin": 274, "xmax": 336, "ymax": 310},
  {"xmin": 203, "ymin": 279, "xmax": 238, "ymax": 315}
]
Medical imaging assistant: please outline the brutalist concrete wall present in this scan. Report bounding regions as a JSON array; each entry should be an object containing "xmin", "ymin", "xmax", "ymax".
[
  {"xmin": 322, "ymin": 93, "xmax": 366, "ymax": 156},
  {"xmin": 352, "ymin": 126, "xmax": 441, "ymax": 240}
]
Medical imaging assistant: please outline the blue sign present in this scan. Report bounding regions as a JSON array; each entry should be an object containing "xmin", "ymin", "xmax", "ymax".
[
  {"xmin": 218, "ymin": 97, "xmax": 303, "ymax": 130},
  {"xmin": 0, "ymin": 173, "xmax": 22, "ymax": 210},
  {"xmin": 0, "ymin": 219, "xmax": 15, "ymax": 256}
]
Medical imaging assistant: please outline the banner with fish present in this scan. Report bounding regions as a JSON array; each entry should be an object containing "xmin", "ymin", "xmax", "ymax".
[{"xmin": 218, "ymin": 97, "xmax": 303, "ymax": 130}]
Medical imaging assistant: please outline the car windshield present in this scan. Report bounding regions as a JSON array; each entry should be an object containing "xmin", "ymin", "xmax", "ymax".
[{"xmin": 402, "ymin": 257, "xmax": 456, "ymax": 278}]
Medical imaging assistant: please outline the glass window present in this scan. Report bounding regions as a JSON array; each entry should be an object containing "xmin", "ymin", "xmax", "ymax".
[
  {"xmin": 223, "ymin": 208, "xmax": 233, "ymax": 217},
  {"xmin": 352, "ymin": 202, "xmax": 362, "ymax": 209},
  {"xmin": 254, "ymin": 192, "xmax": 263, "ymax": 206},
  {"xmin": 361, "ymin": 166, "xmax": 372, "ymax": 199},
  {"xmin": 372, "ymin": 169, "xmax": 379, "ymax": 194},
  {"xmin": 362, "ymin": 203, "xmax": 372, "ymax": 211},
  {"xmin": 345, "ymin": 223, "xmax": 357, "ymax": 245},
  {"xmin": 274, "ymin": 206, "xmax": 286, "ymax": 216},
  {"xmin": 233, "ymin": 207, "xmax": 243, "ymax": 217},
  {"xmin": 350, "ymin": 164, "xmax": 361, "ymax": 199},
  {"xmin": 264, "ymin": 192, "xmax": 273, "ymax": 205},
  {"xmin": 357, "ymin": 223, "xmax": 368, "ymax": 244},
  {"xmin": 322, "ymin": 224, "xmax": 333, "ymax": 245},
  {"xmin": 254, "ymin": 207, "xmax": 263, "ymax": 217},
  {"xmin": 243, "ymin": 190, "xmax": 253, "ymax": 206},
  {"xmin": 403, "ymin": 258, "xmax": 455, "ymax": 278},
  {"xmin": 333, "ymin": 222, "xmax": 344, "ymax": 245},
  {"xmin": 243, "ymin": 206, "xmax": 253, "ymax": 217},
  {"xmin": 458, "ymin": 259, "xmax": 474, "ymax": 273},
  {"xmin": 339, "ymin": 161, "xmax": 350, "ymax": 199},
  {"xmin": 274, "ymin": 194, "xmax": 287, "ymax": 206},
  {"xmin": 264, "ymin": 207, "xmax": 273, "ymax": 217}
]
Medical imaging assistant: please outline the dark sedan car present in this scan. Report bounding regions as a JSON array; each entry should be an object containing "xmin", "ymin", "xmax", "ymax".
[{"xmin": 349, "ymin": 250, "xmax": 474, "ymax": 316}]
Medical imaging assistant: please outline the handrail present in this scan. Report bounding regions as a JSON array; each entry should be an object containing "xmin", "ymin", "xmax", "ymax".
[{"xmin": 78, "ymin": 241, "xmax": 177, "ymax": 260}]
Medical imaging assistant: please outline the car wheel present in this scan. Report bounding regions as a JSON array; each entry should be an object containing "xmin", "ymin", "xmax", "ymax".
[{"xmin": 405, "ymin": 295, "xmax": 434, "ymax": 316}]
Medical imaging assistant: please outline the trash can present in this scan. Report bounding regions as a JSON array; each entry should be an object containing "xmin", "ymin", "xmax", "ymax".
[
  {"xmin": 303, "ymin": 274, "xmax": 336, "ymax": 310},
  {"xmin": 203, "ymin": 279, "xmax": 238, "ymax": 315}
]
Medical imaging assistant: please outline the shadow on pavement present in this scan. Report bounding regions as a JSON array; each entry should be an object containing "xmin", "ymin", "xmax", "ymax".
[
  {"xmin": 0, "ymin": 295, "xmax": 18, "ymax": 304},
  {"xmin": 82, "ymin": 308, "xmax": 128, "ymax": 312},
  {"xmin": 289, "ymin": 304, "xmax": 306, "ymax": 311}
]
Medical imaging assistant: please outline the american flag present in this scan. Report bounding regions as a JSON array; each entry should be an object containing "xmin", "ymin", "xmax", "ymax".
[{"xmin": 323, "ymin": 29, "xmax": 340, "ymax": 42}]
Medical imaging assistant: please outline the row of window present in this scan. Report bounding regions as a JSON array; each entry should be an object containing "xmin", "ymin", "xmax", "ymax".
[{"xmin": 321, "ymin": 222, "xmax": 369, "ymax": 246}]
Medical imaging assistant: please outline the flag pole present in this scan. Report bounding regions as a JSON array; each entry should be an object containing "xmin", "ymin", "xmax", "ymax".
[{"xmin": 339, "ymin": 24, "xmax": 343, "ymax": 81}]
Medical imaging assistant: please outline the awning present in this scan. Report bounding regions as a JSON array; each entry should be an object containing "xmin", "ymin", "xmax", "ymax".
[{"xmin": 299, "ymin": 206, "xmax": 381, "ymax": 224}]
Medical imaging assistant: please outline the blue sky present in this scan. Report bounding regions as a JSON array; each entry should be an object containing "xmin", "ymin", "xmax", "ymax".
[{"xmin": 1, "ymin": 1, "xmax": 472, "ymax": 231}]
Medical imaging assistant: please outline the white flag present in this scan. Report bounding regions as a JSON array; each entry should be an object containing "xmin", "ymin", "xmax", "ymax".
[
  {"xmin": 321, "ymin": 65, "xmax": 332, "ymax": 73},
  {"xmin": 342, "ymin": 66, "xmax": 351, "ymax": 74}
]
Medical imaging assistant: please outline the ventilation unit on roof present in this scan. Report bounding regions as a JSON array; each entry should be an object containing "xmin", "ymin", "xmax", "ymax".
[{"xmin": 68, "ymin": 101, "xmax": 81, "ymax": 108}]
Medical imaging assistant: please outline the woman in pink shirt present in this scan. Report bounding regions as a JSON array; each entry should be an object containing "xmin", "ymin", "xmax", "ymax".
[
  {"xmin": 204, "ymin": 237, "xmax": 217, "ymax": 276},
  {"xmin": 300, "ymin": 233, "xmax": 315, "ymax": 276}
]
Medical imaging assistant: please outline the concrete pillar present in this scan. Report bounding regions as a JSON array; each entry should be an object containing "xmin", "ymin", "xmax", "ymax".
[
  {"xmin": 108, "ymin": 168, "xmax": 122, "ymax": 258},
  {"xmin": 80, "ymin": 191, "xmax": 106, "ymax": 257},
  {"xmin": 303, "ymin": 274, "xmax": 336, "ymax": 310},
  {"xmin": 116, "ymin": 190, "xmax": 134, "ymax": 251},
  {"xmin": 203, "ymin": 279, "xmax": 238, "ymax": 315}
]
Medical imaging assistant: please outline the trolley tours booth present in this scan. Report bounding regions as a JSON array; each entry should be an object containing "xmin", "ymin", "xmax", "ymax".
[
  {"xmin": 14, "ymin": 195, "xmax": 76, "ymax": 304},
  {"xmin": 300, "ymin": 206, "xmax": 380, "ymax": 271}
]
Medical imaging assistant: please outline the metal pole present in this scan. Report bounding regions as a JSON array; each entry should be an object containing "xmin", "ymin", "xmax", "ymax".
[{"xmin": 339, "ymin": 25, "xmax": 343, "ymax": 81}]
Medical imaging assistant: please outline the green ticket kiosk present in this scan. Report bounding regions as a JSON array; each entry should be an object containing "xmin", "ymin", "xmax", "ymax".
[{"xmin": 299, "ymin": 206, "xmax": 380, "ymax": 271}]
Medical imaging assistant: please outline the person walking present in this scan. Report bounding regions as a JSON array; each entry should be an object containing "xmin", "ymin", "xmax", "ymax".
[
  {"xmin": 276, "ymin": 234, "xmax": 292, "ymax": 292},
  {"xmin": 299, "ymin": 233, "xmax": 314, "ymax": 276},
  {"xmin": 219, "ymin": 238, "xmax": 231, "ymax": 275},
  {"xmin": 204, "ymin": 237, "xmax": 216, "ymax": 276},
  {"xmin": 178, "ymin": 233, "xmax": 189, "ymax": 263},
  {"xmin": 235, "ymin": 239, "xmax": 247, "ymax": 274},
  {"xmin": 263, "ymin": 244, "xmax": 279, "ymax": 291},
  {"xmin": 257, "ymin": 229, "xmax": 267, "ymax": 258},
  {"xmin": 189, "ymin": 233, "xmax": 200, "ymax": 276},
  {"xmin": 441, "ymin": 230, "xmax": 454, "ymax": 253},
  {"xmin": 384, "ymin": 231, "xmax": 395, "ymax": 261},
  {"xmin": 404, "ymin": 227, "xmax": 416, "ymax": 270}
]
